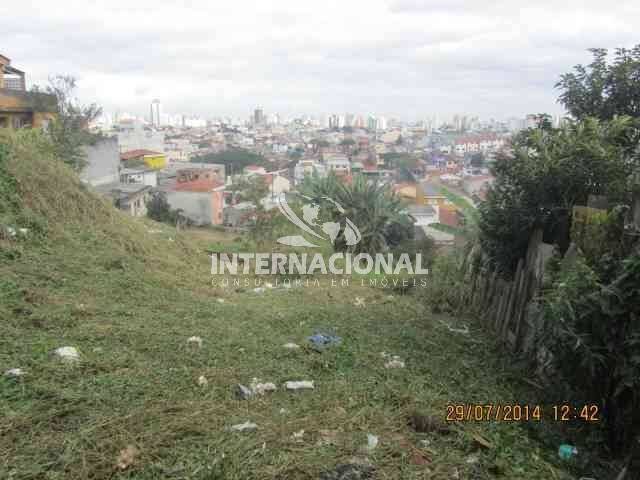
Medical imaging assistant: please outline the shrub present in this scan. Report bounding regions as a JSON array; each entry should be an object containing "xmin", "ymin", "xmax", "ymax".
[{"xmin": 543, "ymin": 252, "xmax": 640, "ymax": 451}]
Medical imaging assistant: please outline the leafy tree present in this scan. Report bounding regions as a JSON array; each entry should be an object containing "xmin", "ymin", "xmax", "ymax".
[
  {"xmin": 339, "ymin": 138, "xmax": 356, "ymax": 154},
  {"xmin": 31, "ymin": 75, "xmax": 102, "ymax": 171},
  {"xmin": 146, "ymin": 191, "xmax": 180, "ymax": 225},
  {"xmin": 310, "ymin": 138, "xmax": 330, "ymax": 154},
  {"xmin": 228, "ymin": 174, "xmax": 269, "ymax": 207},
  {"xmin": 193, "ymin": 148, "xmax": 267, "ymax": 176},
  {"xmin": 479, "ymin": 116, "xmax": 639, "ymax": 275},
  {"xmin": 544, "ymin": 251, "xmax": 640, "ymax": 452},
  {"xmin": 557, "ymin": 46, "xmax": 640, "ymax": 120}
]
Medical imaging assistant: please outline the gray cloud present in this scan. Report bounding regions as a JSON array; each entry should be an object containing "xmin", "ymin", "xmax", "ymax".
[{"xmin": 2, "ymin": 0, "xmax": 638, "ymax": 120}]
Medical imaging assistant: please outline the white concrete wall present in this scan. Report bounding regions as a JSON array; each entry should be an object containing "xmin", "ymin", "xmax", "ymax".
[{"xmin": 81, "ymin": 138, "xmax": 120, "ymax": 186}]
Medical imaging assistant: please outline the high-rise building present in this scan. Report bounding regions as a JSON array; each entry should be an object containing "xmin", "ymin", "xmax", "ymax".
[
  {"xmin": 150, "ymin": 99, "xmax": 162, "ymax": 127},
  {"xmin": 254, "ymin": 107, "xmax": 264, "ymax": 126}
]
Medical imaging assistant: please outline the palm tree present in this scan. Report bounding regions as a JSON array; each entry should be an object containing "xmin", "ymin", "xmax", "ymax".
[{"xmin": 334, "ymin": 176, "xmax": 411, "ymax": 254}]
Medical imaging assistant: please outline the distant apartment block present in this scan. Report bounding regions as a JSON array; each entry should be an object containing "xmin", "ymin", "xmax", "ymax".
[{"xmin": 0, "ymin": 54, "xmax": 57, "ymax": 129}]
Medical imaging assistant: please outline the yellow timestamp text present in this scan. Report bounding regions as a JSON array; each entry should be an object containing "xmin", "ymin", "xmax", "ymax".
[{"xmin": 445, "ymin": 404, "xmax": 600, "ymax": 422}]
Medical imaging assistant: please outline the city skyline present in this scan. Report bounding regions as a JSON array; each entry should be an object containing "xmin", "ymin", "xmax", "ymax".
[{"xmin": 3, "ymin": 1, "xmax": 638, "ymax": 119}]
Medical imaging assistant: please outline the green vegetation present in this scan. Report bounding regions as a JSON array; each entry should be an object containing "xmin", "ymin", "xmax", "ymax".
[
  {"xmin": 557, "ymin": 45, "xmax": 640, "ymax": 120},
  {"xmin": 438, "ymin": 186, "xmax": 479, "ymax": 227},
  {"xmin": 473, "ymin": 47, "xmax": 640, "ymax": 469},
  {"xmin": 479, "ymin": 116, "xmax": 638, "ymax": 276},
  {"xmin": 146, "ymin": 191, "xmax": 182, "ymax": 226},
  {"xmin": 0, "ymin": 130, "xmax": 575, "ymax": 478},
  {"xmin": 301, "ymin": 174, "xmax": 413, "ymax": 254},
  {"xmin": 193, "ymin": 148, "xmax": 268, "ymax": 175},
  {"xmin": 31, "ymin": 75, "xmax": 102, "ymax": 171}
]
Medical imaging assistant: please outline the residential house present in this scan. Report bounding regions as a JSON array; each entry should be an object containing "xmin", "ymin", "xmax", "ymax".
[
  {"xmin": 120, "ymin": 167, "xmax": 158, "ymax": 187},
  {"xmin": 120, "ymin": 149, "xmax": 167, "ymax": 169},
  {"xmin": 244, "ymin": 165, "xmax": 267, "ymax": 175},
  {"xmin": 94, "ymin": 183, "xmax": 151, "ymax": 217},
  {"xmin": 294, "ymin": 158, "xmax": 326, "ymax": 184},
  {"xmin": 407, "ymin": 204, "xmax": 439, "ymax": 226},
  {"xmin": 262, "ymin": 172, "xmax": 291, "ymax": 210},
  {"xmin": 163, "ymin": 169, "xmax": 225, "ymax": 225},
  {"xmin": 161, "ymin": 162, "xmax": 225, "ymax": 183},
  {"xmin": 439, "ymin": 204, "xmax": 463, "ymax": 228},
  {"xmin": 417, "ymin": 182, "xmax": 448, "ymax": 207},
  {"xmin": 393, "ymin": 182, "xmax": 418, "ymax": 202},
  {"xmin": 0, "ymin": 54, "xmax": 57, "ymax": 129},
  {"xmin": 324, "ymin": 154, "xmax": 350, "ymax": 176}
]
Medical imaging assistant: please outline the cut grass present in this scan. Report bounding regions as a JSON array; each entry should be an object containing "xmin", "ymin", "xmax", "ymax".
[
  {"xmin": 1, "ymin": 131, "xmax": 577, "ymax": 479},
  {"xmin": 1, "ymin": 228, "xmax": 576, "ymax": 479}
]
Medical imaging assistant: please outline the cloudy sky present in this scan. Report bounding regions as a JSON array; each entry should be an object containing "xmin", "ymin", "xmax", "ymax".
[{"xmin": 2, "ymin": 0, "xmax": 639, "ymax": 121}]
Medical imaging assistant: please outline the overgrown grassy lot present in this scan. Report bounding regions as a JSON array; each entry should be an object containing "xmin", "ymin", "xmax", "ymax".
[{"xmin": 1, "ymin": 131, "xmax": 575, "ymax": 479}]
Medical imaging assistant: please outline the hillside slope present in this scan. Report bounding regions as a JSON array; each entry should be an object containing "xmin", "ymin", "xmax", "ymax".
[{"xmin": 1, "ymin": 131, "xmax": 573, "ymax": 479}]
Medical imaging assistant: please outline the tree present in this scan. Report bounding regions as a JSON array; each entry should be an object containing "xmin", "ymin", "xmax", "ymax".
[
  {"xmin": 339, "ymin": 138, "xmax": 356, "ymax": 154},
  {"xmin": 146, "ymin": 191, "xmax": 180, "ymax": 225},
  {"xmin": 479, "ymin": 116, "xmax": 639, "ymax": 275},
  {"xmin": 557, "ymin": 46, "xmax": 640, "ymax": 120},
  {"xmin": 300, "ymin": 174, "xmax": 412, "ymax": 254},
  {"xmin": 310, "ymin": 138, "xmax": 330, "ymax": 154},
  {"xmin": 31, "ymin": 75, "xmax": 102, "ymax": 170},
  {"xmin": 193, "ymin": 148, "xmax": 267, "ymax": 176}
]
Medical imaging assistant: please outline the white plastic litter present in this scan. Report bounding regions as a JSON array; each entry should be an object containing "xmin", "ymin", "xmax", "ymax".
[
  {"xmin": 466, "ymin": 454, "xmax": 479, "ymax": 464},
  {"xmin": 250, "ymin": 378, "xmax": 277, "ymax": 395},
  {"xmin": 385, "ymin": 359, "xmax": 406, "ymax": 369},
  {"xmin": 283, "ymin": 343, "xmax": 301, "ymax": 350},
  {"xmin": 18, "ymin": 228, "xmax": 29, "ymax": 236},
  {"xmin": 253, "ymin": 287, "xmax": 265, "ymax": 294},
  {"xmin": 4, "ymin": 368, "xmax": 25, "ymax": 377},
  {"xmin": 365, "ymin": 434, "xmax": 379, "ymax": 452},
  {"xmin": 217, "ymin": 298, "xmax": 225, "ymax": 304},
  {"xmin": 186, "ymin": 336, "xmax": 203, "ymax": 348},
  {"xmin": 54, "ymin": 346, "xmax": 80, "ymax": 362},
  {"xmin": 284, "ymin": 380, "xmax": 314, "ymax": 390},
  {"xmin": 197, "ymin": 375, "xmax": 208, "ymax": 386},
  {"xmin": 292, "ymin": 430, "xmax": 305, "ymax": 441},
  {"xmin": 229, "ymin": 421, "xmax": 257, "ymax": 432}
]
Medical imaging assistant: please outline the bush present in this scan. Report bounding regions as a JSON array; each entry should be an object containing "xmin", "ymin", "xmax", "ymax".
[
  {"xmin": 146, "ymin": 192, "xmax": 180, "ymax": 225},
  {"xmin": 543, "ymin": 252, "xmax": 640, "ymax": 451}
]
